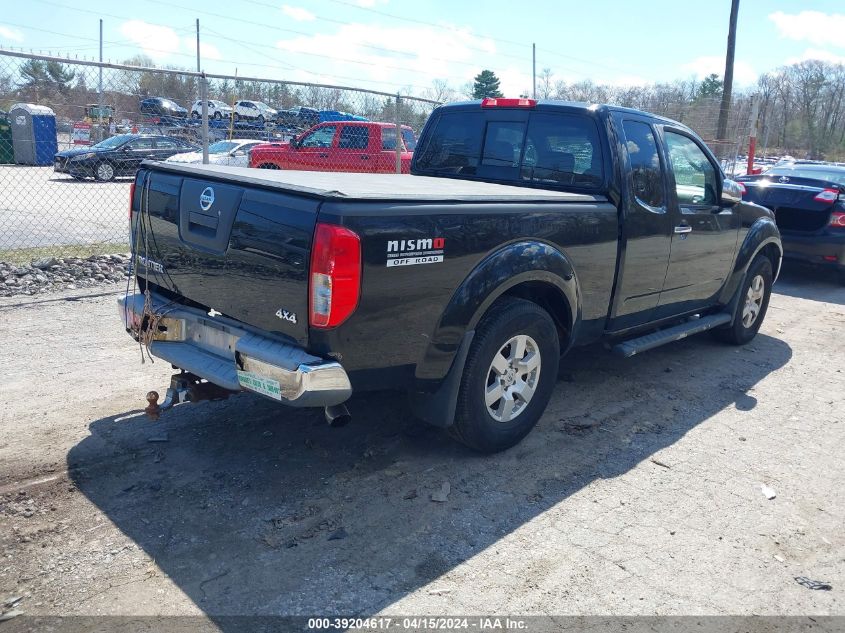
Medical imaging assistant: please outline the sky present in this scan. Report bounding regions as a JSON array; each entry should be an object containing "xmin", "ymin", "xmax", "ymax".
[{"xmin": 1, "ymin": 0, "xmax": 844, "ymax": 98}]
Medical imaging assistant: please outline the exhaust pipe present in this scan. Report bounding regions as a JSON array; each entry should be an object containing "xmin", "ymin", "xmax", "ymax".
[{"xmin": 325, "ymin": 403, "xmax": 351, "ymax": 427}]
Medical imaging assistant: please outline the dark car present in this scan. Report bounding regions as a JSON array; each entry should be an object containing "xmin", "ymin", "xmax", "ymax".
[
  {"xmin": 54, "ymin": 134, "xmax": 198, "ymax": 181},
  {"xmin": 139, "ymin": 97, "xmax": 188, "ymax": 124},
  {"xmin": 737, "ymin": 164, "xmax": 845, "ymax": 283},
  {"xmin": 275, "ymin": 105, "xmax": 320, "ymax": 131}
]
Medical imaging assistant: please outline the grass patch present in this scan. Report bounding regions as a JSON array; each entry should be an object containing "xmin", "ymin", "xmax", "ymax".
[{"xmin": 0, "ymin": 242, "xmax": 130, "ymax": 264}]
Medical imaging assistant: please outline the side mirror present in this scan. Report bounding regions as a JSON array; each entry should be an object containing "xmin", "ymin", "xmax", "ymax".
[{"xmin": 721, "ymin": 178, "xmax": 743, "ymax": 205}]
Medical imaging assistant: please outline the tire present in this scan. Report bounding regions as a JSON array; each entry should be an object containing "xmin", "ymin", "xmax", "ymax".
[
  {"xmin": 257, "ymin": 115, "xmax": 265, "ymax": 125},
  {"xmin": 191, "ymin": 111, "xmax": 200, "ymax": 119},
  {"xmin": 233, "ymin": 113, "xmax": 240, "ymax": 122},
  {"xmin": 713, "ymin": 255, "xmax": 773, "ymax": 345},
  {"xmin": 94, "ymin": 161, "xmax": 115, "ymax": 182},
  {"xmin": 257, "ymin": 163, "xmax": 280, "ymax": 170},
  {"xmin": 213, "ymin": 111, "xmax": 222, "ymax": 120},
  {"xmin": 450, "ymin": 297, "xmax": 560, "ymax": 453}
]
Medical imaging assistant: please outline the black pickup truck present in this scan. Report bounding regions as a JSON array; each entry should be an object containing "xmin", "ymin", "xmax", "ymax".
[{"xmin": 121, "ymin": 98, "xmax": 782, "ymax": 452}]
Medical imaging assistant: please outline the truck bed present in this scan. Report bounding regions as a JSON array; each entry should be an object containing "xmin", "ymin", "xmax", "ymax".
[{"xmin": 143, "ymin": 161, "xmax": 607, "ymax": 203}]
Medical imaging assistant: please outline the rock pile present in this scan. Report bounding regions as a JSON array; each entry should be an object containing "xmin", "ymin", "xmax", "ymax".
[{"xmin": 0, "ymin": 254, "xmax": 132, "ymax": 298}]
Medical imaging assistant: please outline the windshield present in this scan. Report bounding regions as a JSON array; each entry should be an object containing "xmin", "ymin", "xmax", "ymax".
[
  {"xmin": 768, "ymin": 167, "xmax": 845, "ymax": 186},
  {"xmin": 91, "ymin": 135, "xmax": 132, "ymax": 149},
  {"xmin": 208, "ymin": 141, "xmax": 238, "ymax": 154},
  {"xmin": 254, "ymin": 102, "xmax": 271, "ymax": 110},
  {"xmin": 162, "ymin": 99, "xmax": 179, "ymax": 109}
]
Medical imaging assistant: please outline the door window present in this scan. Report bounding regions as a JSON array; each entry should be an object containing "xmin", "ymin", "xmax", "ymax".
[
  {"xmin": 300, "ymin": 125, "xmax": 336, "ymax": 148},
  {"xmin": 521, "ymin": 114, "xmax": 603, "ymax": 187},
  {"xmin": 665, "ymin": 131, "xmax": 718, "ymax": 206},
  {"xmin": 622, "ymin": 120, "xmax": 664, "ymax": 209},
  {"xmin": 339, "ymin": 126, "xmax": 369, "ymax": 149},
  {"xmin": 154, "ymin": 138, "xmax": 179, "ymax": 150},
  {"xmin": 127, "ymin": 138, "xmax": 154, "ymax": 151}
]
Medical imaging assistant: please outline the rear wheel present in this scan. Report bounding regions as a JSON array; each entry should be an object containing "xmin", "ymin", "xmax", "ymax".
[
  {"xmin": 257, "ymin": 115, "xmax": 265, "ymax": 125},
  {"xmin": 233, "ymin": 113, "xmax": 240, "ymax": 122},
  {"xmin": 94, "ymin": 161, "xmax": 115, "ymax": 182},
  {"xmin": 257, "ymin": 163, "xmax": 280, "ymax": 170},
  {"xmin": 213, "ymin": 111, "xmax": 222, "ymax": 120},
  {"xmin": 450, "ymin": 297, "xmax": 559, "ymax": 453},
  {"xmin": 713, "ymin": 255, "xmax": 773, "ymax": 345},
  {"xmin": 191, "ymin": 111, "xmax": 200, "ymax": 119}
]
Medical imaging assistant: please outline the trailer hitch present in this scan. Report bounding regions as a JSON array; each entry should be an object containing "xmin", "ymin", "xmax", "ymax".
[{"xmin": 144, "ymin": 372, "xmax": 236, "ymax": 420}]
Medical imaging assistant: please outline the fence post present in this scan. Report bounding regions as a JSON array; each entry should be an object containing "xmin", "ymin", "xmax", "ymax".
[
  {"xmin": 201, "ymin": 73, "xmax": 209, "ymax": 164},
  {"xmin": 395, "ymin": 92, "xmax": 402, "ymax": 174}
]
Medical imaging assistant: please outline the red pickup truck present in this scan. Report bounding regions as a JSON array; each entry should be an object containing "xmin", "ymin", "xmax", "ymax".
[{"xmin": 249, "ymin": 121, "xmax": 416, "ymax": 173}]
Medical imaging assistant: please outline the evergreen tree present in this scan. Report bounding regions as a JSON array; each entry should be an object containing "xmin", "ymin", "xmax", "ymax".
[{"xmin": 472, "ymin": 70, "xmax": 503, "ymax": 99}]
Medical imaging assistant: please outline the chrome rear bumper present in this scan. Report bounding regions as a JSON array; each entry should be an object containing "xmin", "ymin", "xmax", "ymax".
[{"xmin": 118, "ymin": 292, "xmax": 351, "ymax": 407}]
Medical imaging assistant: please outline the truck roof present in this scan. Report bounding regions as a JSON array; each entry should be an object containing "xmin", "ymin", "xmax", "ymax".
[
  {"xmin": 438, "ymin": 99, "xmax": 686, "ymax": 128},
  {"xmin": 143, "ymin": 161, "xmax": 605, "ymax": 203}
]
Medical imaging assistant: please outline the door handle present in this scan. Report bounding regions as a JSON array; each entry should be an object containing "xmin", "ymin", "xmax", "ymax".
[
  {"xmin": 360, "ymin": 155, "xmax": 369, "ymax": 160},
  {"xmin": 674, "ymin": 225, "xmax": 692, "ymax": 234}
]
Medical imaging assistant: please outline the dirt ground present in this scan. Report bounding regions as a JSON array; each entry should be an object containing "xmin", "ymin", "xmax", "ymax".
[{"xmin": 0, "ymin": 261, "xmax": 843, "ymax": 623}]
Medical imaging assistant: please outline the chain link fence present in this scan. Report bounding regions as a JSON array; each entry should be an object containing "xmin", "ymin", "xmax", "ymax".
[
  {"xmin": 0, "ymin": 49, "xmax": 758, "ymax": 270},
  {"xmin": 0, "ymin": 50, "xmax": 437, "ymax": 264}
]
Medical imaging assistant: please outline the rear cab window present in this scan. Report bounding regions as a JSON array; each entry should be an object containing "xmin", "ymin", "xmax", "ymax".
[{"xmin": 414, "ymin": 108, "xmax": 604, "ymax": 191}]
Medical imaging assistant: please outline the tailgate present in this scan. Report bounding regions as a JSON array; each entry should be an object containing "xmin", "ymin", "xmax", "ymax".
[{"xmin": 132, "ymin": 167, "xmax": 318, "ymax": 346}]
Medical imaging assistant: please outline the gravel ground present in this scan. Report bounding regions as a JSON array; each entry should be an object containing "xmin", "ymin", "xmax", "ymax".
[{"xmin": 0, "ymin": 261, "xmax": 843, "ymax": 622}]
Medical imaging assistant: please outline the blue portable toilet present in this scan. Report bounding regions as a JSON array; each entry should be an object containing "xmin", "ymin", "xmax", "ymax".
[{"xmin": 9, "ymin": 103, "xmax": 58, "ymax": 165}]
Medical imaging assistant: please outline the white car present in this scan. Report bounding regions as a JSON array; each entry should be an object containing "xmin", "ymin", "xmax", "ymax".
[
  {"xmin": 233, "ymin": 100, "xmax": 277, "ymax": 124},
  {"xmin": 190, "ymin": 100, "xmax": 233, "ymax": 120},
  {"xmin": 165, "ymin": 139, "xmax": 264, "ymax": 167}
]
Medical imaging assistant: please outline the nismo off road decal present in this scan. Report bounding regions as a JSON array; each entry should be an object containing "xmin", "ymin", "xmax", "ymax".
[{"xmin": 386, "ymin": 237, "xmax": 445, "ymax": 267}]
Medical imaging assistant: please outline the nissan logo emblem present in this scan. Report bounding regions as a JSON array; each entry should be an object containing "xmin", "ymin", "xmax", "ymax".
[
  {"xmin": 778, "ymin": 176, "xmax": 790, "ymax": 184},
  {"xmin": 200, "ymin": 187, "xmax": 215, "ymax": 211}
]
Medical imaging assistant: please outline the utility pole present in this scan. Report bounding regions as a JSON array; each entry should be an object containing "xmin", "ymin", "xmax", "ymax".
[
  {"xmin": 98, "ymin": 19, "xmax": 103, "ymax": 130},
  {"xmin": 532, "ymin": 43, "xmax": 536, "ymax": 100},
  {"xmin": 717, "ymin": 0, "xmax": 739, "ymax": 141},
  {"xmin": 746, "ymin": 96, "xmax": 760, "ymax": 175},
  {"xmin": 196, "ymin": 19, "xmax": 201, "ymax": 72}
]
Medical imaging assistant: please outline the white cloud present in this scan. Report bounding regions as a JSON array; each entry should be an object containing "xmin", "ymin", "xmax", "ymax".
[
  {"xmin": 0, "ymin": 25, "xmax": 24, "ymax": 42},
  {"xmin": 282, "ymin": 5, "xmax": 316, "ymax": 22},
  {"xmin": 682, "ymin": 55, "xmax": 756, "ymax": 86},
  {"xmin": 276, "ymin": 23, "xmax": 495, "ymax": 92},
  {"xmin": 120, "ymin": 20, "xmax": 180, "ymax": 59},
  {"xmin": 786, "ymin": 48, "xmax": 845, "ymax": 66},
  {"xmin": 182, "ymin": 37, "xmax": 222, "ymax": 62},
  {"xmin": 769, "ymin": 11, "xmax": 845, "ymax": 48},
  {"xmin": 356, "ymin": 0, "xmax": 388, "ymax": 6}
]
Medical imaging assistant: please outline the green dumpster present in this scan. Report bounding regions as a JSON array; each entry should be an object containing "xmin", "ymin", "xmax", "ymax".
[{"xmin": 0, "ymin": 117, "xmax": 12, "ymax": 164}]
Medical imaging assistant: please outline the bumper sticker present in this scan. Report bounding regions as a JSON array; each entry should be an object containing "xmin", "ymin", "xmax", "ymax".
[{"xmin": 237, "ymin": 370, "xmax": 282, "ymax": 401}]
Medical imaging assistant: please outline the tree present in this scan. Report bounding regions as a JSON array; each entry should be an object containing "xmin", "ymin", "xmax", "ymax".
[
  {"xmin": 19, "ymin": 59, "xmax": 75, "ymax": 98},
  {"xmin": 716, "ymin": 0, "xmax": 740, "ymax": 139},
  {"xmin": 472, "ymin": 70, "xmax": 502, "ymax": 99},
  {"xmin": 537, "ymin": 68, "xmax": 554, "ymax": 99},
  {"xmin": 697, "ymin": 73, "xmax": 723, "ymax": 100}
]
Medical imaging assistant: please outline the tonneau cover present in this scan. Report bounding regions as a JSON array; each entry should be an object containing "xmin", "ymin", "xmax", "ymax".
[{"xmin": 142, "ymin": 161, "xmax": 605, "ymax": 203}]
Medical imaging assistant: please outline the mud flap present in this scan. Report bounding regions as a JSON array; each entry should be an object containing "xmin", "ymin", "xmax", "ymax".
[{"xmin": 409, "ymin": 330, "xmax": 474, "ymax": 428}]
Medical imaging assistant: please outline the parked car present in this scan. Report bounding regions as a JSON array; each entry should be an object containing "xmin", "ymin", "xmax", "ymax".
[
  {"xmin": 122, "ymin": 98, "xmax": 781, "ymax": 453},
  {"xmin": 165, "ymin": 139, "xmax": 264, "ymax": 167},
  {"xmin": 275, "ymin": 105, "xmax": 319, "ymax": 130},
  {"xmin": 233, "ymin": 100, "xmax": 277, "ymax": 124},
  {"xmin": 190, "ymin": 100, "xmax": 233, "ymax": 121},
  {"xmin": 736, "ymin": 163, "xmax": 845, "ymax": 283},
  {"xmin": 139, "ymin": 97, "xmax": 188, "ymax": 123},
  {"xmin": 249, "ymin": 121, "xmax": 416, "ymax": 173},
  {"xmin": 53, "ymin": 134, "xmax": 197, "ymax": 181}
]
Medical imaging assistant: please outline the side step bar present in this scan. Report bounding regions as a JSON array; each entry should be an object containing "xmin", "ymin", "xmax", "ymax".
[{"xmin": 612, "ymin": 313, "xmax": 732, "ymax": 358}]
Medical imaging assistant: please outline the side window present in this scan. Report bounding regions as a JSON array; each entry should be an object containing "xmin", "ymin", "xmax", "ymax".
[
  {"xmin": 521, "ymin": 113, "xmax": 603, "ymax": 188},
  {"xmin": 382, "ymin": 128, "xmax": 398, "ymax": 150},
  {"xmin": 413, "ymin": 112, "xmax": 484, "ymax": 174},
  {"xmin": 339, "ymin": 126, "xmax": 369, "ymax": 149},
  {"xmin": 127, "ymin": 138, "xmax": 154, "ymax": 151},
  {"xmin": 622, "ymin": 120, "xmax": 664, "ymax": 208},
  {"xmin": 154, "ymin": 138, "xmax": 179, "ymax": 150},
  {"xmin": 300, "ymin": 125, "xmax": 336, "ymax": 148},
  {"xmin": 665, "ymin": 131, "xmax": 718, "ymax": 206},
  {"xmin": 481, "ymin": 121, "xmax": 525, "ymax": 168}
]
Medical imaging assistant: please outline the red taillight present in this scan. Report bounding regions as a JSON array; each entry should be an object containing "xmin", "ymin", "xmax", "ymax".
[
  {"xmin": 737, "ymin": 182, "xmax": 746, "ymax": 196},
  {"xmin": 309, "ymin": 223, "xmax": 361, "ymax": 328},
  {"xmin": 814, "ymin": 188, "xmax": 839, "ymax": 204},
  {"xmin": 481, "ymin": 98, "xmax": 537, "ymax": 108},
  {"xmin": 829, "ymin": 211, "xmax": 845, "ymax": 229},
  {"xmin": 129, "ymin": 181, "xmax": 135, "ymax": 219}
]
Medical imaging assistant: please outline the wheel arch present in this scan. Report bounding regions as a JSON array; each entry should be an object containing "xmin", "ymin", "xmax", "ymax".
[{"xmin": 719, "ymin": 216, "xmax": 782, "ymax": 305}]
